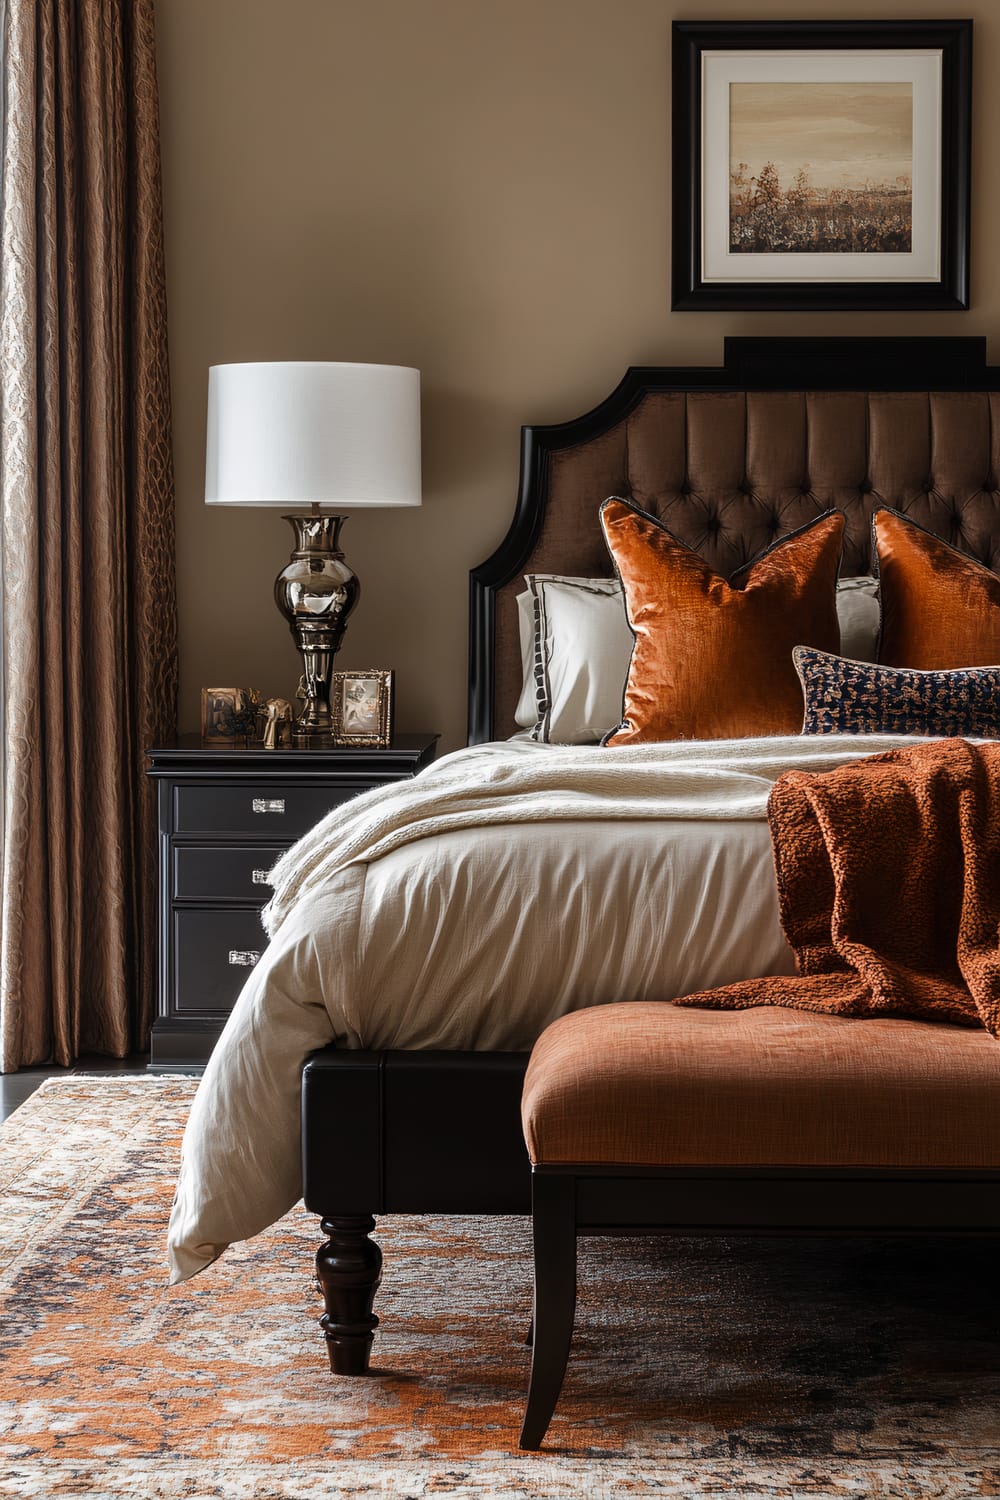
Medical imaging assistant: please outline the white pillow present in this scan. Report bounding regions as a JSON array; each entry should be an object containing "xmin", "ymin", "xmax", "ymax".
[
  {"xmin": 835, "ymin": 575, "xmax": 881, "ymax": 661},
  {"xmin": 515, "ymin": 573, "xmax": 882, "ymax": 744},
  {"xmin": 514, "ymin": 576, "xmax": 630, "ymax": 743}
]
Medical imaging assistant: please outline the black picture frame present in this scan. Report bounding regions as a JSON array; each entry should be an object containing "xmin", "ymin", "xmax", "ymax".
[{"xmin": 671, "ymin": 20, "xmax": 972, "ymax": 312}]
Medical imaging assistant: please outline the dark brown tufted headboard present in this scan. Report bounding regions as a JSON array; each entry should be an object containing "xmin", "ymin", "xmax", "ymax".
[{"xmin": 468, "ymin": 337, "xmax": 1000, "ymax": 745}]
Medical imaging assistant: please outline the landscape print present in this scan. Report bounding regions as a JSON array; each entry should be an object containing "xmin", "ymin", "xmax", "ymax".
[{"xmin": 729, "ymin": 82, "xmax": 913, "ymax": 254}]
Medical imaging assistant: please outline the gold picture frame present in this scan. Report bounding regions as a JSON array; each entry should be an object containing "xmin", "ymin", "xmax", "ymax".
[{"xmin": 331, "ymin": 669, "xmax": 394, "ymax": 746}]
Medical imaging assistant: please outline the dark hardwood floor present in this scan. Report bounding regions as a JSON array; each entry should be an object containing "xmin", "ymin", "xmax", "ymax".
[{"xmin": 1, "ymin": 1053, "xmax": 151, "ymax": 1123}]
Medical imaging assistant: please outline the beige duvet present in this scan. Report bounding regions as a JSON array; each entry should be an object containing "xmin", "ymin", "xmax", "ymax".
[{"xmin": 167, "ymin": 733, "xmax": 933, "ymax": 1282}]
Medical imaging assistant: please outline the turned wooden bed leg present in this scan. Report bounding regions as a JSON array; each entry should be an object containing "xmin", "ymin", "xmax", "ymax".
[{"xmin": 316, "ymin": 1215, "xmax": 383, "ymax": 1375}]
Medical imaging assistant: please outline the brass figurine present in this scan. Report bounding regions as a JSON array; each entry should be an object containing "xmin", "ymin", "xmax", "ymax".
[{"xmin": 262, "ymin": 697, "xmax": 294, "ymax": 750}]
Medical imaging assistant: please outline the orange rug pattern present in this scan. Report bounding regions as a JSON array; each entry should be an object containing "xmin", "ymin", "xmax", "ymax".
[{"xmin": 1, "ymin": 1076, "xmax": 999, "ymax": 1498}]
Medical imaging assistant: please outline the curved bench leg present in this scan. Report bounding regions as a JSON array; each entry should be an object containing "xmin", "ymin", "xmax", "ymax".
[
  {"xmin": 316, "ymin": 1215, "xmax": 382, "ymax": 1375},
  {"xmin": 520, "ymin": 1173, "xmax": 577, "ymax": 1450}
]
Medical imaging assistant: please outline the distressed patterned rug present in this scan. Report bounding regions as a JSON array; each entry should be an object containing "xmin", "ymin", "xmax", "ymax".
[{"xmin": 1, "ymin": 1077, "xmax": 999, "ymax": 1500}]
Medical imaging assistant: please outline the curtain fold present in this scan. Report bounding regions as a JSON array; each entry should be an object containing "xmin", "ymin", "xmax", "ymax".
[{"xmin": 0, "ymin": 0, "xmax": 176, "ymax": 1070}]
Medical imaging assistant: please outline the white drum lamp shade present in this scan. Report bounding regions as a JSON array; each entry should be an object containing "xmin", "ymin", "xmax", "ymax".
[{"xmin": 205, "ymin": 362, "xmax": 421, "ymax": 508}]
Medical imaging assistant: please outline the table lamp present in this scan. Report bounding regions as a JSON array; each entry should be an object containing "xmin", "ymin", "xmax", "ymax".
[{"xmin": 205, "ymin": 361, "xmax": 421, "ymax": 742}]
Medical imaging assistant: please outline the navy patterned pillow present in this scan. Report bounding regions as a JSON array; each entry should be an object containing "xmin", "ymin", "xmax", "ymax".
[{"xmin": 794, "ymin": 647, "xmax": 1000, "ymax": 737}]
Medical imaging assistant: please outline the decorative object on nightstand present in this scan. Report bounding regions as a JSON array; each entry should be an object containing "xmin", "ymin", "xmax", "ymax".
[
  {"xmin": 146, "ymin": 733, "xmax": 439, "ymax": 1070},
  {"xmin": 205, "ymin": 361, "xmax": 421, "ymax": 745},
  {"xmin": 201, "ymin": 687, "xmax": 263, "ymax": 745},
  {"xmin": 332, "ymin": 669, "xmax": 393, "ymax": 746},
  {"xmin": 262, "ymin": 697, "xmax": 295, "ymax": 749}
]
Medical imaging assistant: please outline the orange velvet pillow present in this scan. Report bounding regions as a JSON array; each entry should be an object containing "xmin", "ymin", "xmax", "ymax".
[
  {"xmin": 875, "ymin": 508, "xmax": 1000, "ymax": 670},
  {"xmin": 600, "ymin": 500, "xmax": 844, "ymax": 744}
]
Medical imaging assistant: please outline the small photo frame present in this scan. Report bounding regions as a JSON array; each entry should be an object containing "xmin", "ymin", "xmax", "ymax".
[
  {"xmin": 201, "ymin": 686, "xmax": 258, "ymax": 745},
  {"xmin": 332, "ymin": 669, "xmax": 393, "ymax": 746}
]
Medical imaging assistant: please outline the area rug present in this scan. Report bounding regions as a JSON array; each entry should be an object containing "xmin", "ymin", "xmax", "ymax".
[{"xmin": 1, "ymin": 1078, "xmax": 999, "ymax": 1500}]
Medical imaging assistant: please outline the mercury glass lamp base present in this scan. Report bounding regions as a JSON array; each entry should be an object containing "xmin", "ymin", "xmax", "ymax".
[{"xmin": 274, "ymin": 510, "xmax": 360, "ymax": 747}]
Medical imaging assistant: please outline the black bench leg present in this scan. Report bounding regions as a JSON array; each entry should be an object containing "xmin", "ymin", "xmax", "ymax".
[
  {"xmin": 520, "ymin": 1173, "xmax": 577, "ymax": 1450},
  {"xmin": 316, "ymin": 1215, "xmax": 382, "ymax": 1375}
]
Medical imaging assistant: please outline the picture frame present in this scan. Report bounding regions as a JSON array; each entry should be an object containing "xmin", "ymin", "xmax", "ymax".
[
  {"xmin": 332, "ymin": 669, "xmax": 394, "ymax": 746},
  {"xmin": 200, "ymin": 686, "xmax": 260, "ymax": 745},
  {"xmin": 671, "ymin": 20, "xmax": 971, "ymax": 312}
]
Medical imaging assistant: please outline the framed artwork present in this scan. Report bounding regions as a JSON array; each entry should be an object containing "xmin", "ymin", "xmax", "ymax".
[
  {"xmin": 200, "ymin": 687, "xmax": 260, "ymax": 745},
  {"xmin": 332, "ymin": 669, "xmax": 394, "ymax": 746},
  {"xmin": 671, "ymin": 20, "xmax": 971, "ymax": 311}
]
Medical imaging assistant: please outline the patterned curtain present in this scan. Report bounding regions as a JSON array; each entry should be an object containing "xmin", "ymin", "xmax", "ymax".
[{"xmin": 0, "ymin": 0, "xmax": 177, "ymax": 1070}]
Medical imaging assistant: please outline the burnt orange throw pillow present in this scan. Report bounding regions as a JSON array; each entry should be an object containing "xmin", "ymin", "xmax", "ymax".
[
  {"xmin": 875, "ymin": 507, "xmax": 1000, "ymax": 670},
  {"xmin": 600, "ymin": 500, "xmax": 844, "ymax": 744}
]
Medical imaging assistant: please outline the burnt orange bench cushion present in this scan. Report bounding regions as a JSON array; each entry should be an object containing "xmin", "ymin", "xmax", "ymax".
[{"xmin": 521, "ymin": 1002, "xmax": 1000, "ymax": 1170}]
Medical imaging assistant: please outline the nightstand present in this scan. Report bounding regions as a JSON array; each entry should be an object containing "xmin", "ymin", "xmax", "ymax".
[{"xmin": 146, "ymin": 733, "xmax": 439, "ymax": 1070}]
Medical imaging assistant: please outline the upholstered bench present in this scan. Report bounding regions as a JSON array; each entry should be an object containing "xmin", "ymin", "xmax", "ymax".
[{"xmin": 518, "ymin": 1000, "xmax": 1000, "ymax": 1450}]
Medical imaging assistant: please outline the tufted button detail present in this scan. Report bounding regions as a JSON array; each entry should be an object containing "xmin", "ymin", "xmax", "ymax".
[
  {"xmin": 679, "ymin": 482, "xmax": 691, "ymax": 496},
  {"xmin": 986, "ymin": 476, "xmax": 997, "ymax": 491},
  {"xmin": 858, "ymin": 480, "xmax": 871, "ymax": 495},
  {"xmin": 923, "ymin": 476, "xmax": 934, "ymax": 492},
  {"xmin": 739, "ymin": 480, "xmax": 752, "ymax": 495}
]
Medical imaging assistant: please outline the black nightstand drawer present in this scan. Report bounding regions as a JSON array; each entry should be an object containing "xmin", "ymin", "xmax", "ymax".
[
  {"xmin": 173, "ymin": 845, "xmax": 282, "ymax": 903},
  {"xmin": 174, "ymin": 781, "xmax": 366, "ymax": 838},
  {"xmin": 173, "ymin": 908, "xmax": 268, "ymax": 1014}
]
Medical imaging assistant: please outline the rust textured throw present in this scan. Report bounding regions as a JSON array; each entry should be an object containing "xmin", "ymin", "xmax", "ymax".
[
  {"xmin": 0, "ymin": 0, "xmax": 177, "ymax": 1069},
  {"xmin": 601, "ymin": 501, "xmax": 843, "ymax": 743},
  {"xmin": 676, "ymin": 739, "xmax": 1000, "ymax": 1036}
]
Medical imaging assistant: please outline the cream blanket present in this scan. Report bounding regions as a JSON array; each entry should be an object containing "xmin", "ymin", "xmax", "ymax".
[
  {"xmin": 168, "ymin": 733, "xmax": 936, "ymax": 1283},
  {"xmin": 263, "ymin": 734, "xmax": 905, "ymax": 933}
]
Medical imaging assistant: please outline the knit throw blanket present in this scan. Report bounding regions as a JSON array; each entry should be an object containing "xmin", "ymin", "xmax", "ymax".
[
  {"xmin": 676, "ymin": 738, "xmax": 1000, "ymax": 1036},
  {"xmin": 261, "ymin": 734, "xmax": 929, "ymax": 938}
]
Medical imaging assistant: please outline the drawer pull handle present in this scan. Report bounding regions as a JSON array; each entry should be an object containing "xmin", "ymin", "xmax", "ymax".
[
  {"xmin": 252, "ymin": 798, "xmax": 285, "ymax": 814},
  {"xmin": 251, "ymin": 869, "xmax": 272, "ymax": 886},
  {"xmin": 229, "ymin": 949, "xmax": 261, "ymax": 967}
]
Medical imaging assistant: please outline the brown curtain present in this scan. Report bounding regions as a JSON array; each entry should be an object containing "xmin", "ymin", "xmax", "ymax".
[{"xmin": 0, "ymin": 0, "xmax": 177, "ymax": 1070}]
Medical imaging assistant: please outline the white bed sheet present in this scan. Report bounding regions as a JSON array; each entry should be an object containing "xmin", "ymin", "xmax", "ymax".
[{"xmin": 167, "ymin": 733, "xmax": 934, "ymax": 1282}]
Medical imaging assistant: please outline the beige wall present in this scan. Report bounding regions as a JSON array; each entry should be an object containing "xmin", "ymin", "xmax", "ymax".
[{"xmin": 156, "ymin": 0, "xmax": 997, "ymax": 753}]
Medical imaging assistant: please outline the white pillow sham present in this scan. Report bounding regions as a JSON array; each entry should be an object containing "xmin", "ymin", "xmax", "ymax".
[
  {"xmin": 835, "ymin": 575, "xmax": 882, "ymax": 662},
  {"xmin": 514, "ymin": 575, "xmax": 629, "ymax": 743},
  {"xmin": 516, "ymin": 573, "xmax": 881, "ymax": 745}
]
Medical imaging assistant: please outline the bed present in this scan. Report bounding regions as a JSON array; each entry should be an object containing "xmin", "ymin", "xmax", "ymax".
[{"xmin": 168, "ymin": 334, "xmax": 1000, "ymax": 1375}]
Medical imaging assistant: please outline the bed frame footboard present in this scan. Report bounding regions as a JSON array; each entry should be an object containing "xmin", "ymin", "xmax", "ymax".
[{"xmin": 302, "ymin": 1047, "xmax": 531, "ymax": 1374}]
